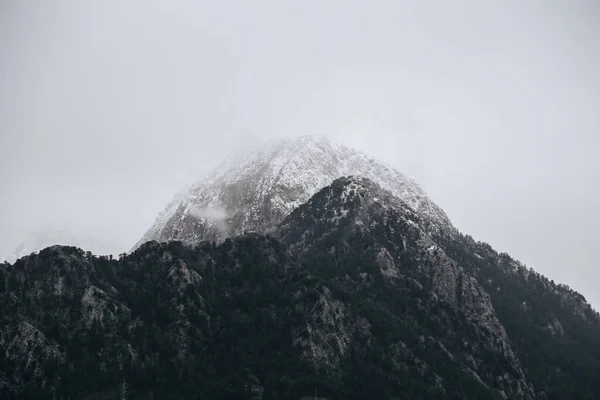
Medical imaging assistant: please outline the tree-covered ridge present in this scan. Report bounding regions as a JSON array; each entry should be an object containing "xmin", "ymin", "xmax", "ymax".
[
  {"xmin": 1, "ymin": 176, "xmax": 599, "ymax": 399},
  {"xmin": 1, "ymin": 237, "xmax": 325, "ymax": 399},
  {"xmin": 0, "ymin": 235, "xmax": 509, "ymax": 399},
  {"xmin": 437, "ymin": 233, "xmax": 600, "ymax": 399},
  {"xmin": 278, "ymin": 176, "xmax": 600, "ymax": 399}
]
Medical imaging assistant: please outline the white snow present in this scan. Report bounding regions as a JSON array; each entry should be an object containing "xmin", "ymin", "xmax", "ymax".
[
  {"xmin": 133, "ymin": 135, "xmax": 453, "ymax": 250},
  {"xmin": 428, "ymin": 245, "xmax": 438, "ymax": 253}
]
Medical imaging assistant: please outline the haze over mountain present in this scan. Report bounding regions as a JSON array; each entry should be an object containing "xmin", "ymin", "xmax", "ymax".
[
  {"xmin": 2, "ymin": 1, "xmax": 599, "ymax": 310},
  {"xmin": 3, "ymin": 135, "xmax": 599, "ymax": 398},
  {"xmin": 2, "ymin": 2, "xmax": 599, "ymax": 397}
]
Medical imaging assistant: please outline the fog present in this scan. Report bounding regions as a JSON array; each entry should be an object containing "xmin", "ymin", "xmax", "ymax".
[{"xmin": 1, "ymin": 1, "xmax": 599, "ymax": 306}]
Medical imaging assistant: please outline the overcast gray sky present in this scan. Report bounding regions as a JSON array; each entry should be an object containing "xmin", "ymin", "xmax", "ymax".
[{"xmin": 1, "ymin": 1, "xmax": 599, "ymax": 306}]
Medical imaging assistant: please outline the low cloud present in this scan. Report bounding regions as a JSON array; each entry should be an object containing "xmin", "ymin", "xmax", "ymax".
[
  {"xmin": 189, "ymin": 206, "xmax": 230, "ymax": 234},
  {"xmin": 189, "ymin": 206, "xmax": 229, "ymax": 220}
]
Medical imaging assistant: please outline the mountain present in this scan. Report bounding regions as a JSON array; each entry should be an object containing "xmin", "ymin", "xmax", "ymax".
[
  {"xmin": 277, "ymin": 176, "xmax": 600, "ymax": 398},
  {"xmin": 1, "ymin": 176, "xmax": 599, "ymax": 399},
  {"xmin": 2, "ymin": 230, "xmax": 121, "ymax": 264},
  {"xmin": 132, "ymin": 135, "xmax": 453, "ymax": 251}
]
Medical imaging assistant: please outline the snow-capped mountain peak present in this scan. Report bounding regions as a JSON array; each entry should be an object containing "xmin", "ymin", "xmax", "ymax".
[{"xmin": 132, "ymin": 135, "xmax": 453, "ymax": 251}]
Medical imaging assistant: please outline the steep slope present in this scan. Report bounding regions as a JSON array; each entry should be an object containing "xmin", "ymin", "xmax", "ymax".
[
  {"xmin": 277, "ymin": 176, "xmax": 600, "ymax": 399},
  {"xmin": 435, "ymin": 231, "xmax": 600, "ymax": 398},
  {"xmin": 132, "ymin": 135, "xmax": 452, "ymax": 251},
  {"xmin": 277, "ymin": 176, "xmax": 534, "ymax": 399}
]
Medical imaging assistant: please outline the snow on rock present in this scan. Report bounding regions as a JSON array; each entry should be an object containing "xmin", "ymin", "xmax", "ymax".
[{"xmin": 132, "ymin": 135, "xmax": 453, "ymax": 250}]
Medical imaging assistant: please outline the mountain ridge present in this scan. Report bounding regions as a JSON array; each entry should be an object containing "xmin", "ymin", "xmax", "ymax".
[
  {"xmin": 1, "ymin": 176, "xmax": 600, "ymax": 398},
  {"xmin": 2, "ymin": 229, "xmax": 121, "ymax": 264}
]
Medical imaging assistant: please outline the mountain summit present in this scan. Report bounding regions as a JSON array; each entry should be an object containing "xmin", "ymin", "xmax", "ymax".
[{"xmin": 133, "ymin": 135, "xmax": 452, "ymax": 251}]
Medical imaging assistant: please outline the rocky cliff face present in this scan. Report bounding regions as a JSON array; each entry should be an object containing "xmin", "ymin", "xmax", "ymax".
[
  {"xmin": 2, "ymin": 177, "xmax": 599, "ymax": 399},
  {"xmin": 132, "ymin": 135, "xmax": 452, "ymax": 251}
]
